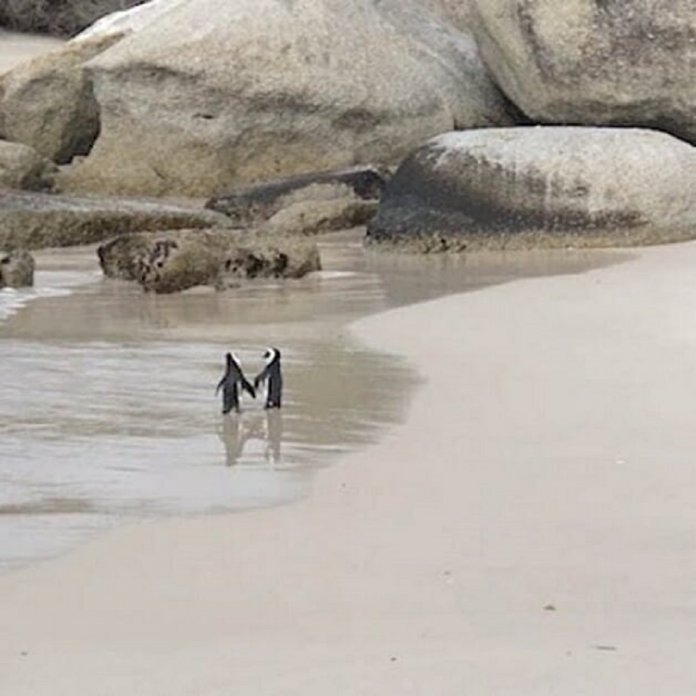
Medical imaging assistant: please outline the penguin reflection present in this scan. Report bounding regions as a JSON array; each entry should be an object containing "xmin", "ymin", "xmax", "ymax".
[
  {"xmin": 264, "ymin": 410, "xmax": 283, "ymax": 463},
  {"xmin": 219, "ymin": 410, "xmax": 284, "ymax": 466}
]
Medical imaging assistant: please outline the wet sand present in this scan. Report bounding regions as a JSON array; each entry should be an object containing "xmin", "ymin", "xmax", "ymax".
[
  {"xmin": 0, "ymin": 232, "xmax": 621, "ymax": 570},
  {"xmin": 8, "ymin": 228, "xmax": 691, "ymax": 694}
]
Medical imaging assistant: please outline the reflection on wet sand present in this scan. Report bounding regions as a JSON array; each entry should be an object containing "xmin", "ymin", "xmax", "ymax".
[{"xmin": 218, "ymin": 410, "xmax": 283, "ymax": 467}]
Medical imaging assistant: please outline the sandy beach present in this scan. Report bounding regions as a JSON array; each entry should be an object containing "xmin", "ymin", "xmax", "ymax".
[
  {"xmin": 0, "ymin": 233, "xmax": 607, "ymax": 571},
  {"xmin": 2, "ymin": 23, "xmax": 695, "ymax": 696},
  {"xmin": 1, "ymin": 238, "xmax": 695, "ymax": 693}
]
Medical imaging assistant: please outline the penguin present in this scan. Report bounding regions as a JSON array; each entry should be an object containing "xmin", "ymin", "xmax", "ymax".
[
  {"xmin": 216, "ymin": 352, "xmax": 256, "ymax": 414},
  {"xmin": 254, "ymin": 347, "xmax": 283, "ymax": 409}
]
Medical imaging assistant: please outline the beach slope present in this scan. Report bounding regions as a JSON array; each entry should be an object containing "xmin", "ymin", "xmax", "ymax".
[{"xmin": 2, "ymin": 241, "xmax": 696, "ymax": 693}]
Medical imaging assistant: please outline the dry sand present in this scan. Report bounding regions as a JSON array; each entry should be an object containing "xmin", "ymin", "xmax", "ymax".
[{"xmin": 1, "ymin": 239, "xmax": 696, "ymax": 694}]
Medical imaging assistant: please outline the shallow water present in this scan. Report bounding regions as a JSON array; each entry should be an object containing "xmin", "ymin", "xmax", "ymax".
[{"xmin": 0, "ymin": 231, "xmax": 626, "ymax": 570}]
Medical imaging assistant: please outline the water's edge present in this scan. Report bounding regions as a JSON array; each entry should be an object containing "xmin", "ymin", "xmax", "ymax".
[{"xmin": 0, "ymin": 232, "xmax": 630, "ymax": 571}]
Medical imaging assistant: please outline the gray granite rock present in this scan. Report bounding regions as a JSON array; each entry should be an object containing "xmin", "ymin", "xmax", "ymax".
[
  {"xmin": 472, "ymin": 0, "xmax": 696, "ymax": 142},
  {"xmin": 367, "ymin": 127, "xmax": 696, "ymax": 251},
  {"xmin": 0, "ymin": 140, "xmax": 57, "ymax": 191},
  {"xmin": 59, "ymin": 0, "xmax": 514, "ymax": 196},
  {"xmin": 262, "ymin": 198, "xmax": 378, "ymax": 237},
  {"xmin": 0, "ymin": 248, "xmax": 34, "ymax": 287},
  {"xmin": 0, "ymin": 190, "xmax": 230, "ymax": 249},
  {"xmin": 98, "ymin": 228, "xmax": 321, "ymax": 293},
  {"xmin": 0, "ymin": 34, "xmax": 123, "ymax": 163},
  {"xmin": 206, "ymin": 166, "xmax": 386, "ymax": 225}
]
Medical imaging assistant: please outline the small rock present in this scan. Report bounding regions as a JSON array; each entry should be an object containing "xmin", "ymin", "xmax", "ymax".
[
  {"xmin": 0, "ymin": 249, "xmax": 35, "ymax": 287},
  {"xmin": 98, "ymin": 228, "xmax": 321, "ymax": 293},
  {"xmin": 206, "ymin": 166, "xmax": 388, "ymax": 226},
  {"xmin": 263, "ymin": 198, "xmax": 378, "ymax": 237}
]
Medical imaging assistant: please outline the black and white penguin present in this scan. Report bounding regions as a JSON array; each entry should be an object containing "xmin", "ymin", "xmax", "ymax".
[
  {"xmin": 254, "ymin": 347, "xmax": 283, "ymax": 409},
  {"xmin": 216, "ymin": 352, "xmax": 256, "ymax": 414}
]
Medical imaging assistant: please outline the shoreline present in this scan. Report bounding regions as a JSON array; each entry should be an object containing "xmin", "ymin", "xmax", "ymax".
[
  {"xmin": 0, "ymin": 236, "xmax": 421, "ymax": 571},
  {"xmin": 2, "ymin": 239, "xmax": 696, "ymax": 692},
  {"xmin": 0, "ymin": 236, "xmax": 619, "ymax": 571}
]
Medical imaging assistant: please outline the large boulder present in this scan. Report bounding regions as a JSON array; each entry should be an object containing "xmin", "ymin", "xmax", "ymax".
[
  {"xmin": 366, "ymin": 127, "xmax": 696, "ymax": 251},
  {"xmin": 0, "ymin": 140, "xmax": 57, "ymax": 191},
  {"xmin": 0, "ymin": 190, "xmax": 230, "ymax": 249},
  {"xmin": 471, "ymin": 0, "xmax": 696, "ymax": 142},
  {"xmin": 0, "ymin": 34, "xmax": 123, "ymax": 163},
  {"xmin": 59, "ymin": 0, "xmax": 514, "ymax": 197},
  {"xmin": 0, "ymin": 248, "xmax": 34, "ymax": 287},
  {"xmin": 98, "ymin": 228, "xmax": 321, "ymax": 293}
]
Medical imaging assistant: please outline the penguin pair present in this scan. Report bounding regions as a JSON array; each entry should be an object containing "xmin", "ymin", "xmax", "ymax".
[{"xmin": 216, "ymin": 347, "xmax": 282, "ymax": 414}]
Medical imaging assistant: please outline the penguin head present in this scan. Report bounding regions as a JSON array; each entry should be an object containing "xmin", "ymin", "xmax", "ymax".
[
  {"xmin": 226, "ymin": 352, "xmax": 241, "ymax": 369},
  {"xmin": 264, "ymin": 347, "xmax": 280, "ymax": 364}
]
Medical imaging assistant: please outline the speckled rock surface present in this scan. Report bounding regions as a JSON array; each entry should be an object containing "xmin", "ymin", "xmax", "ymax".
[
  {"xmin": 59, "ymin": 0, "xmax": 514, "ymax": 197},
  {"xmin": 98, "ymin": 228, "xmax": 321, "ymax": 293},
  {"xmin": 262, "ymin": 198, "xmax": 378, "ymax": 237},
  {"xmin": 471, "ymin": 0, "xmax": 696, "ymax": 142},
  {"xmin": 421, "ymin": 0, "xmax": 473, "ymax": 32},
  {"xmin": 0, "ymin": 190, "xmax": 230, "ymax": 249},
  {"xmin": 367, "ymin": 127, "xmax": 696, "ymax": 251},
  {"xmin": 0, "ymin": 248, "xmax": 34, "ymax": 287},
  {"xmin": 0, "ymin": 140, "xmax": 57, "ymax": 191},
  {"xmin": 0, "ymin": 34, "xmax": 123, "ymax": 163}
]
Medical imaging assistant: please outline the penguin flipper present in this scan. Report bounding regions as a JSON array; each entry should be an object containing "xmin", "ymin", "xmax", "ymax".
[
  {"xmin": 241, "ymin": 376, "xmax": 256, "ymax": 399},
  {"xmin": 253, "ymin": 367, "xmax": 269, "ymax": 392}
]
